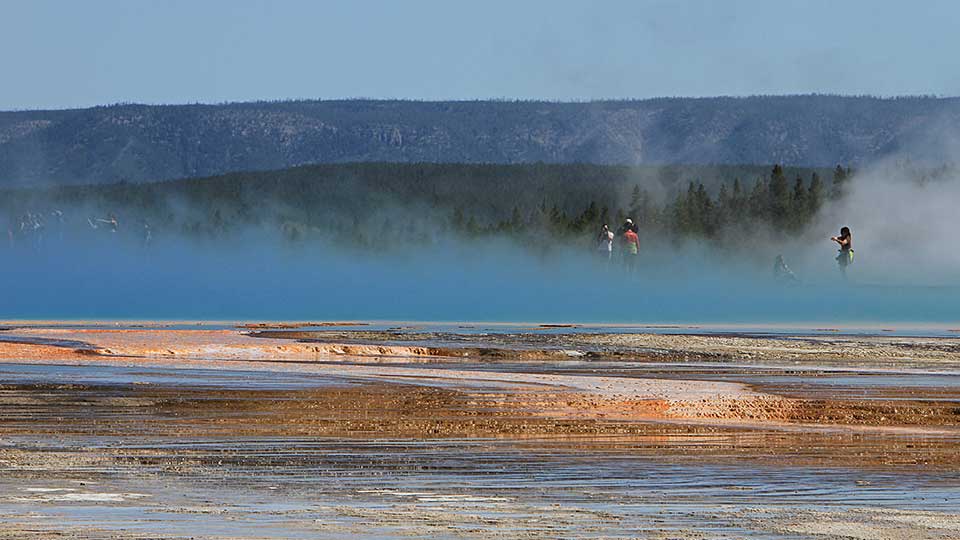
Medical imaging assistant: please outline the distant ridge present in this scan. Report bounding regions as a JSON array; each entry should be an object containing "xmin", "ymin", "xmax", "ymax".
[{"xmin": 1, "ymin": 95, "xmax": 958, "ymax": 186}]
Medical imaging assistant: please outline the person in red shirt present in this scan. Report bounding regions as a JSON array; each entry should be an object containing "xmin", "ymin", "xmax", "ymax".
[{"xmin": 622, "ymin": 221, "xmax": 640, "ymax": 272}]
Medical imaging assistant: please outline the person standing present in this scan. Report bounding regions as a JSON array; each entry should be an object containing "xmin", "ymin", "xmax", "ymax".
[
  {"xmin": 622, "ymin": 225, "xmax": 640, "ymax": 272},
  {"xmin": 596, "ymin": 224, "xmax": 614, "ymax": 262},
  {"xmin": 831, "ymin": 226, "xmax": 854, "ymax": 276}
]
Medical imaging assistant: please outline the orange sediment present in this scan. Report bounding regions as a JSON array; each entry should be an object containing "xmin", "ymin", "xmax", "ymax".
[{"xmin": 0, "ymin": 325, "xmax": 958, "ymax": 436}]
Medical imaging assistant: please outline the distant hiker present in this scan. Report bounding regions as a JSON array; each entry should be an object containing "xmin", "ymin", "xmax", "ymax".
[
  {"xmin": 141, "ymin": 220, "xmax": 152, "ymax": 247},
  {"xmin": 105, "ymin": 213, "xmax": 119, "ymax": 233},
  {"xmin": 50, "ymin": 209, "xmax": 64, "ymax": 241},
  {"xmin": 24, "ymin": 212, "xmax": 44, "ymax": 249},
  {"xmin": 596, "ymin": 224, "xmax": 614, "ymax": 261},
  {"xmin": 622, "ymin": 222, "xmax": 640, "ymax": 272},
  {"xmin": 93, "ymin": 214, "xmax": 119, "ymax": 233},
  {"xmin": 831, "ymin": 226, "xmax": 854, "ymax": 276},
  {"xmin": 773, "ymin": 255, "xmax": 799, "ymax": 284},
  {"xmin": 7, "ymin": 215, "xmax": 20, "ymax": 247}
]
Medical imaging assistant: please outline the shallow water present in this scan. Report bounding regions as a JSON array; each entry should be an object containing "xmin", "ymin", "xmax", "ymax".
[
  {"xmin": 0, "ymin": 362, "xmax": 355, "ymax": 390},
  {"xmin": 0, "ymin": 357, "xmax": 959, "ymax": 538},
  {"xmin": 1, "ymin": 435, "xmax": 958, "ymax": 539},
  {"xmin": 263, "ymin": 321, "xmax": 960, "ymax": 338},
  {"xmin": 5, "ymin": 319, "xmax": 960, "ymax": 337}
]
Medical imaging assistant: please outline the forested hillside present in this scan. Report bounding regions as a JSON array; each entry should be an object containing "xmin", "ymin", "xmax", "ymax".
[
  {"xmin": 2, "ymin": 162, "xmax": 855, "ymax": 251},
  {"xmin": 1, "ymin": 96, "xmax": 957, "ymax": 186}
]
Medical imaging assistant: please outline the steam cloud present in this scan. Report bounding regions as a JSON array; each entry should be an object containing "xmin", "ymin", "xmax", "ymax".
[
  {"xmin": 805, "ymin": 168, "xmax": 960, "ymax": 286},
  {"xmin": 2, "ymin": 163, "xmax": 959, "ymax": 325}
]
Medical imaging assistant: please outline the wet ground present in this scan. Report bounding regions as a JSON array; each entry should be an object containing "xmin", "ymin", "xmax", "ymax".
[{"xmin": 0, "ymin": 323, "xmax": 958, "ymax": 539}]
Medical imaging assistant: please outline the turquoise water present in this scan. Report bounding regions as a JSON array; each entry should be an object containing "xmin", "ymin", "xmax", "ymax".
[{"xmin": 2, "ymin": 239, "xmax": 958, "ymax": 325}]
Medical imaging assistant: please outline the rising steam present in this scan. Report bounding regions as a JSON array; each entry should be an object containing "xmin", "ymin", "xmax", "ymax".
[{"xmin": 2, "ymin": 161, "xmax": 959, "ymax": 324}]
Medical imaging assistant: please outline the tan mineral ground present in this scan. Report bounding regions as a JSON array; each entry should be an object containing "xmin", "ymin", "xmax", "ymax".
[{"xmin": 0, "ymin": 322, "xmax": 958, "ymax": 539}]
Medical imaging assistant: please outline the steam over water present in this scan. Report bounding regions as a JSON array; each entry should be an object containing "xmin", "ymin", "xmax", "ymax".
[
  {"xmin": 2, "ymin": 233, "xmax": 958, "ymax": 324},
  {"xmin": 3, "ymin": 164, "xmax": 960, "ymax": 324}
]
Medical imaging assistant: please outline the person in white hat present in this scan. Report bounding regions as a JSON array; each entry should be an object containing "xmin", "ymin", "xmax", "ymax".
[{"xmin": 620, "ymin": 218, "xmax": 640, "ymax": 272}]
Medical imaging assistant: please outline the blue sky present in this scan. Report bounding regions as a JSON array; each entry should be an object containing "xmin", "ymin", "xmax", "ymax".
[{"xmin": 2, "ymin": 0, "xmax": 958, "ymax": 110}]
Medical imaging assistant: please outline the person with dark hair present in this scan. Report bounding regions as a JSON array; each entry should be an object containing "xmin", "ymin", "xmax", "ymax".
[
  {"xmin": 831, "ymin": 226, "xmax": 854, "ymax": 276},
  {"xmin": 596, "ymin": 224, "xmax": 614, "ymax": 262}
]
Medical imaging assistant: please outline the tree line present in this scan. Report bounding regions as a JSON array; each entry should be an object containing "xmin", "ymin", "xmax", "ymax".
[
  {"xmin": 1, "ymin": 162, "xmax": 858, "ymax": 251},
  {"xmin": 446, "ymin": 164, "xmax": 852, "ymax": 243}
]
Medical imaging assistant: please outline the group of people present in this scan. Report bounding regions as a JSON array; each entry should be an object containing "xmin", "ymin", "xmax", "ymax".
[
  {"xmin": 86, "ymin": 213, "xmax": 120, "ymax": 233},
  {"xmin": 774, "ymin": 226, "xmax": 854, "ymax": 283},
  {"xmin": 6, "ymin": 209, "xmax": 154, "ymax": 250},
  {"xmin": 595, "ymin": 218, "xmax": 641, "ymax": 271},
  {"xmin": 6, "ymin": 210, "xmax": 64, "ymax": 249},
  {"xmin": 597, "ymin": 217, "xmax": 856, "ymax": 280}
]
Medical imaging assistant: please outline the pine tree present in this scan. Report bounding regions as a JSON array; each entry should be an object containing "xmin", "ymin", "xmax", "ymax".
[
  {"xmin": 769, "ymin": 165, "xmax": 790, "ymax": 229},
  {"xmin": 465, "ymin": 215, "xmax": 479, "ymax": 236},
  {"xmin": 452, "ymin": 207, "xmax": 465, "ymax": 230},
  {"xmin": 550, "ymin": 205, "xmax": 565, "ymax": 229},
  {"xmin": 628, "ymin": 185, "xmax": 642, "ymax": 218},
  {"xmin": 668, "ymin": 186, "xmax": 686, "ymax": 234},
  {"xmin": 585, "ymin": 201, "xmax": 598, "ymax": 224},
  {"xmin": 510, "ymin": 205, "xmax": 523, "ymax": 232},
  {"xmin": 732, "ymin": 177, "xmax": 744, "ymax": 216},
  {"xmin": 808, "ymin": 172, "xmax": 824, "ymax": 218},
  {"xmin": 832, "ymin": 164, "xmax": 849, "ymax": 198},
  {"xmin": 748, "ymin": 177, "xmax": 768, "ymax": 220},
  {"xmin": 629, "ymin": 187, "xmax": 653, "ymax": 227},
  {"xmin": 695, "ymin": 183, "xmax": 714, "ymax": 235},
  {"xmin": 790, "ymin": 175, "xmax": 807, "ymax": 230},
  {"xmin": 716, "ymin": 183, "xmax": 731, "ymax": 227}
]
